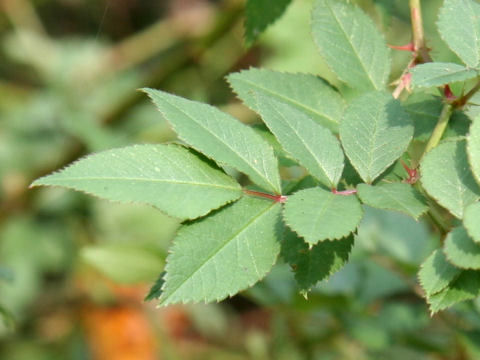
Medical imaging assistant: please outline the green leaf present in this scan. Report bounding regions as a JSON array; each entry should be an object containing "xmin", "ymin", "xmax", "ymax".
[
  {"xmin": 410, "ymin": 62, "xmax": 479, "ymax": 88},
  {"xmin": 31, "ymin": 144, "xmax": 242, "ymax": 220},
  {"xmin": 418, "ymin": 249, "xmax": 461, "ymax": 297},
  {"xmin": 144, "ymin": 88, "xmax": 281, "ymax": 194},
  {"xmin": 421, "ymin": 140, "xmax": 480, "ymax": 219},
  {"xmin": 357, "ymin": 183, "xmax": 428, "ymax": 220},
  {"xmin": 340, "ymin": 91, "xmax": 413, "ymax": 183},
  {"xmin": 244, "ymin": 0, "xmax": 292, "ymax": 46},
  {"xmin": 81, "ymin": 244, "xmax": 164, "ymax": 284},
  {"xmin": 283, "ymin": 187, "xmax": 363, "ymax": 244},
  {"xmin": 255, "ymin": 94, "xmax": 344, "ymax": 187},
  {"xmin": 464, "ymin": 202, "xmax": 480, "ymax": 243},
  {"xmin": 159, "ymin": 196, "xmax": 282, "ymax": 305},
  {"xmin": 468, "ymin": 118, "xmax": 480, "ymax": 185},
  {"xmin": 145, "ymin": 272, "xmax": 165, "ymax": 301},
  {"xmin": 227, "ymin": 68, "xmax": 344, "ymax": 132},
  {"xmin": 444, "ymin": 226, "xmax": 480, "ymax": 270},
  {"xmin": 311, "ymin": 0, "xmax": 391, "ymax": 90},
  {"xmin": 281, "ymin": 229, "xmax": 353, "ymax": 294},
  {"xmin": 428, "ymin": 270, "xmax": 480, "ymax": 314},
  {"xmin": 437, "ymin": 0, "xmax": 480, "ymax": 68}
]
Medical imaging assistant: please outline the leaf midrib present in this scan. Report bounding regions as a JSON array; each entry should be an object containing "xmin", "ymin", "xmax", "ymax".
[
  {"xmin": 234, "ymin": 77, "xmax": 339, "ymax": 126},
  {"xmin": 160, "ymin": 201, "xmax": 278, "ymax": 304},
  {"xmin": 158, "ymin": 97, "xmax": 280, "ymax": 193},
  {"xmin": 325, "ymin": 0, "xmax": 378, "ymax": 90}
]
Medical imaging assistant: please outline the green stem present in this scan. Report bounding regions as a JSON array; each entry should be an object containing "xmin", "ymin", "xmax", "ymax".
[
  {"xmin": 409, "ymin": 0, "xmax": 431, "ymax": 63},
  {"xmin": 423, "ymin": 103, "xmax": 453, "ymax": 155}
]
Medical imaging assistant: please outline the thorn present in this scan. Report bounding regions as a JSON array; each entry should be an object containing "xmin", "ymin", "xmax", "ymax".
[{"xmin": 444, "ymin": 84, "xmax": 456, "ymax": 101}]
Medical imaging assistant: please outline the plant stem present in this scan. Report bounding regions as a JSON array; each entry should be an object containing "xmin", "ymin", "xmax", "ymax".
[
  {"xmin": 422, "ymin": 103, "xmax": 453, "ymax": 156},
  {"xmin": 453, "ymin": 77, "xmax": 480, "ymax": 108},
  {"xmin": 409, "ymin": 0, "xmax": 431, "ymax": 63},
  {"xmin": 243, "ymin": 189, "xmax": 287, "ymax": 203}
]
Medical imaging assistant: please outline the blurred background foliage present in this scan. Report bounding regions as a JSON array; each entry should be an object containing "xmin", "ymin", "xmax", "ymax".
[{"xmin": 1, "ymin": 0, "xmax": 480, "ymax": 359}]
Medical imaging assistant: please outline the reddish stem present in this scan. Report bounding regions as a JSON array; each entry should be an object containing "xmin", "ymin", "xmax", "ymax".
[
  {"xmin": 331, "ymin": 188, "xmax": 357, "ymax": 196},
  {"xmin": 444, "ymin": 84, "xmax": 456, "ymax": 100},
  {"xmin": 388, "ymin": 42, "xmax": 415, "ymax": 52},
  {"xmin": 243, "ymin": 189, "xmax": 287, "ymax": 203}
]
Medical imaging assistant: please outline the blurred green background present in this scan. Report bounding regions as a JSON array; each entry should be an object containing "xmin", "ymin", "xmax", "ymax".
[{"xmin": 1, "ymin": 0, "xmax": 480, "ymax": 359}]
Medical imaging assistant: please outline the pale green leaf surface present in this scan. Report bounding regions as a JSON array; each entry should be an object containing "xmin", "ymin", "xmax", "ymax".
[
  {"xmin": 244, "ymin": 0, "xmax": 292, "ymax": 46},
  {"xmin": 340, "ymin": 92, "xmax": 413, "ymax": 183},
  {"xmin": 227, "ymin": 68, "xmax": 344, "ymax": 132},
  {"xmin": 421, "ymin": 140, "xmax": 480, "ymax": 219},
  {"xmin": 428, "ymin": 270, "xmax": 480, "ymax": 314},
  {"xmin": 410, "ymin": 62, "xmax": 479, "ymax": 88},
  {"xmin": 357, "ymin": 183, "xmax": 428, "ymax": 220},
  {"xmin": 464, "ymin": 202, "xmax": 480, "ymax": 243},
  {"xmin": 255, "ymin": 94, "xmax": 344, "ymax": 187},
  {"xmin": 144, "ymin": 89, "xmax": 281, "ymax": 194},
  {"xmin": 438, "ymin": 0, "xmax": 480, "ymax": 68},
  {"xmin": 281, "ymin": 229, "xmax": 353, "ymax": 293},
  {"xmin": 283, "ymin": 187, "xmax": 363, "ymax": 244},
  {"xmin": 81, "ymin": 244, "xmax": 164, "ymax": 284},
  {"xmin": 159, "ymin": 197, "xmax": 282, "ymax": 305},
  {"xmin": 468, "ymin": 118, "xmax": 480, "ymax": 185},
  {"xmin": 311, "ymin": 0, "xmax": 391, "ymax": 90},
  {"xmin": 418, "ymin": 249, "xmax": 461, "ymax": 297},
  {"xmin": 444, "ymin": 226, "xmax": 480, "ymax": 269},
  {"xmin": 31, "ymin": 144, "xmax": 242, "ymax": 220}
]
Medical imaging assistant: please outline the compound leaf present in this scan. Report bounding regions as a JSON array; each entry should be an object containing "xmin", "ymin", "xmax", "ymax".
[
  {"xmin": 31, "ymin": 144, "xmax": 242, "ymax": 220},
  {"xmin": 311, "ymin": 0, "xmax": 391, "ymax": 90},
  {"xmin": 418, "ymin": 249, "xmax": 461, "ymax": 297},
  {"xmin": 159, "ymin": 196, "xmax": 282, "ymax": 305},
  {"xmin": 437, "ymin": 0, "xmax": 480, "ymax": 68},
  {"xmin": 144, "ymin": 88, "xmax": 281, "ymax": 194},
  {"xmin": 464, "ymin": 202, "xmax": 480, "ymax": 243},
  {"xmin": 428, "ymin": 270, "xmax": 480, "ymax": 314},
  {"xmin": 410, "ymin": 62, "xmax": 479, "ymax": 88},
  {"xmin": 357, "ymin": 183, "xmax": 428, "ymax": 220},
  {"xmin": 340, "ymin": 91, "xmax": 413, "ymax": 183},
  {"xmin": 282, "ymin": 229, "xmax": 353, "ymax": 294},
  {"xmin": 421, "ymin": 140, "xmax": 480, "ymax": 219},
  {"xmin": 468, "ymin": 118, "xmax": 480, "ymax": 185},
  {"xmin": 244, "ymin": 0, "xmax": 292, "ymax": 46},
  {"xmin": 283, "ymin": 187, "xmax": 363, "ymax": 244},
  {"xmin": 228, "ymin": 68, "xmax": 344, "ymax": 132},
  {"xmin": 255, "ymin": 94, "xmax": 344, "ymax": 188},
  {"xmin": 444, "ymin": 226, "xmax": 480, "ymax": 270}
]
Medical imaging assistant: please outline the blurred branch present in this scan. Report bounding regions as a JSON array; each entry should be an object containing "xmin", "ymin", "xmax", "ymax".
[
  {"xmin": 0, "ymin": 0, "xmax": 244, "ymax": 221},
  {"xmin": 1, "ymin": 0, "xmax": 47, "ymax": 35}
]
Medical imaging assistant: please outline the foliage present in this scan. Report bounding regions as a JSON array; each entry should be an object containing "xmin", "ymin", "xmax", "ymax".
[{"xmin": 31, "ymin": 0, "xmax": 480, "ymax": 317}]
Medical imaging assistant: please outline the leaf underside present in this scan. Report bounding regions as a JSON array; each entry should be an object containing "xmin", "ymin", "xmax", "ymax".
[
  {"xmin": 31, "ymin": 144, "xmax": 242, "ymax": 220},
  {"xmin": 418, "ymin": 249, "xmax": 461, "ymax": 298},
  {"xmin": 428, "ymin": 270, "xmax": 480, "ymax": 315},
  {"xmin": 244, "ymin": 0, "xmax": 292, "ymax": 46},
  {"xmin": 311, "ymin": 0, "xmax": 391, "ymax": 91},
  {"xmin": 144, "ymin": 88, "xmax": 281, "ymax": 194},
  {"xmin": 159, "ymin": 196, "xmax": 282, "ymax": 305},
  {"xmin": 444, "ymin": 226, "xmax": 480, "ymax": 270},
  {"xmin": 283, "ymin": 187, "xmax": 363, "ymax": 244},
  {"xmin": 282, "ymin": 229, "xmax": 353, "ymax": 293}
]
